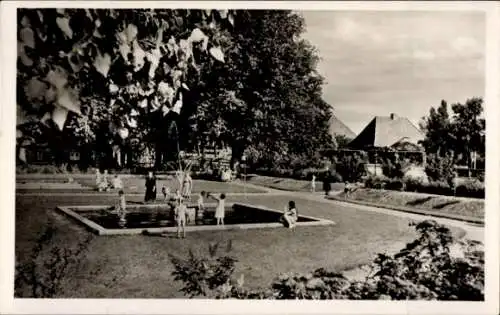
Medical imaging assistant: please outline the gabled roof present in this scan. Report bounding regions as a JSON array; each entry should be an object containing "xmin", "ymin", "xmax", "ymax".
[
  {"xmin": 348, "ymin": 114, "xmax": 424, "ymax": 149},
  {"xmin": 329, "ymin": 114, "xmax": 356, "ymax": 139}
]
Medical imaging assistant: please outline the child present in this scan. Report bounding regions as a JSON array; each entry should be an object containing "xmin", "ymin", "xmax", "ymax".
[
  {"xmin": 162, "ymin": 186, "xmax": 171, "ymax": 201},
  {"xmin": 280, "ymin": 200, "xmax": 298, "ymax": 229},
  {"xmin": 182, "ymin": 172, "xmax": 192, "ymax": 199},
  {"xmin": 344, "ymin": 181, "xmax": 350, "ymax": 200},
  {"xmin": 174, "ymin": 198, "xmax": 187, "ymax": 238},
  {"xmin": 114, "ymin": 190, "xmax": 127, "ymax": 227},
  {"xmin": 111, "ymin": 174, "xmax": 123, "ymax": 190},
  {"xmin": 197, "ymin": 191, "xmax": 206, "ymax": 220},
  {"xmin": 144, "ymin": 171, "xmax": 157, "ymax": 203},
  {"xmin": 311, "ymin": 174, "xmax": 316, "ymax": 193},
  {"xmin": 209, "ymin": 192, "xmax": 226, "ymax": 226}
]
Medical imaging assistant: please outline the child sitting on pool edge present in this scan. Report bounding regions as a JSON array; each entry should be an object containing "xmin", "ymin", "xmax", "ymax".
[{"xmin": 281, "ymin": 200, "xmax": 298, "ymax": 229}]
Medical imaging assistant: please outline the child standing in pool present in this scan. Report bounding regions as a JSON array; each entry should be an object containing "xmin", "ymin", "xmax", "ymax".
[
  {"xmin": 197, "ymin": 191, "xmax": 206, "ymax": 220},
  {"xmin": 208, "ymin": 192, "xmax": 226, "ymax": 226},
  {"xmin": 174, "ymin": 198, "xmax": 187, "ymax": 238}
]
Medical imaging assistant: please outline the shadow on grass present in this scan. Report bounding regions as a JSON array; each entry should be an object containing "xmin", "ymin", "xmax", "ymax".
[
  {"xmin": 433, "ymin": 200, "xmax": 460, "ymax": 209},
  {"xmin": 405, "ymin": 196, "xmax": 433, "ymax": 206}
]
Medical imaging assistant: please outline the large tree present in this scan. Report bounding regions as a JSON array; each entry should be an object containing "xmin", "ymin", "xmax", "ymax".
[
  {"xmin": 189, "ymin": 10, "xmax": 334, "ymax": 168},
  {"xmin": 17, "ymin": 9, "xmax": 234, "ymax": 169}
]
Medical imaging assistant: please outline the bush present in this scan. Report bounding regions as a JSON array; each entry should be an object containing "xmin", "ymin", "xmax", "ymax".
[
  {"xmin": 403, "ymin": 177, "xmax": 424, "ymax": 192},
  {"xmin": 364, "ymin": 175, "xmax": 389, "ymax": 189},
  {"xmin": 335, "ymin": 153, "xmax": 368, "ymax": 183},
  {"xmin": 170, "ymin": 220, "xmax": 484, "ymax": 300},
  {"xmin": 15, "ymin": 224, "xmax": 94, "ymax": 297},
  {"xmin": 456, "ymin": 181, "xmax": 485, "ymax": 198},
  {"xmin": 425, "ymin": 153, "xmax": 455, "ymax": 182}
]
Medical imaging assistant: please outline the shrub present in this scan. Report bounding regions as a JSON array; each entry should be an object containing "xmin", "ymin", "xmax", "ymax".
[
  {"xmin": 170, "ymin": 220, "xmax": 484, "ymax": 300},
  {"xmin": 364, "ymin": 175, "xmax": 388, "ymax": 189},
  {"xmin": 335, "ymin": 153, "xmax": 368, "ymax": 183},
  {"xmin": 455, "ymin": 181, "xmax": 485, "ymax": 199},
  {"xmin": 169, "ymin": 240, "xmax": 236, "ymax": 298},
  {"xmin": 15, "ymin": 224, "xmax": 93, "ymax": 297},
  {"xmin": 425, "ymin": 153, "xmax": 455, "ymax": 182},
  {"xmin": 403, "ymin": 177, "xmax": 424, "ymax": 192},
  {"xmin": 385, "ymin": 178, "xmax": 405, "ymax": 191}
]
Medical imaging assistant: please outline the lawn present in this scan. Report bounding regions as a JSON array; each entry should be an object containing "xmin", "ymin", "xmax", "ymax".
[
  {"xmin": 15, "ymin": 191, "xmax": 465, "ymax": 298},
  {"xmin": 336, "ymin": 188, "xmax": 484, "ymax": 219}
]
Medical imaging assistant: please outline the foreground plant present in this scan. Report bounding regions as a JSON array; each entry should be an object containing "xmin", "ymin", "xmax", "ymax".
[
  {"xmin": 170, "ymin": 220, "xmax": 484, "ymax": 300},
  {"xmin": 15, "ymin": 224, "xmax": 93, "ymax": 298}
]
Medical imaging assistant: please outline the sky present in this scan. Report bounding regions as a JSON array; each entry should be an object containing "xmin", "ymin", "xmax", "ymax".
[{"xmin": 300, "ymin": 11, "xmax": 485, "ymax": 135}]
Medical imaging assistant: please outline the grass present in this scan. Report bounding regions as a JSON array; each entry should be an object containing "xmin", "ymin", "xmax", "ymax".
[
  {"xmin": 15, "ymin": 189, "xmax": 466, "ymax": 298},
  {"xmin": 338, "ymin": 188, "xmax": 484, "ymax": 219},
  {"xmin": 246, "ymin": 175, "xmax": 344, "ymax": 193}
]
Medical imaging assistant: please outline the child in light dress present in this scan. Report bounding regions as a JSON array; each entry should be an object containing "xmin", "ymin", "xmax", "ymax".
[
  {"xmin": 311, "ymin": 174, "xmax": 316, "ymax": 193},
  {"xmin": 208, "ymin": 192, "xmax": 226, "ymax": 225},
  {"xmin": 174, "ymin": 198, "xmax": 187, "ymax": 238}
]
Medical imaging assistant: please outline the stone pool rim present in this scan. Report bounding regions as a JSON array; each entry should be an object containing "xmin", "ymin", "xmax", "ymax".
[{"xmin": 56, "ymin": 202, "xmax": 336, "ymax": 235}]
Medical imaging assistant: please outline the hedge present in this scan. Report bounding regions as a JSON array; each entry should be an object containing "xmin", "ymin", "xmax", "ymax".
[{"xmin": 364, "ymin": 176, "xmax": 484, "ymax": 199}]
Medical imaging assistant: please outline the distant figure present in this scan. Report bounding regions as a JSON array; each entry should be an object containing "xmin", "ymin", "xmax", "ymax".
[
  {"xmin": 323, "ymin": 170, "xmax": 332, "ymax": 196},
  {"xmin": 280, "ymin": 200, "xmax": 298, "ymax": 229},
  {"xmin": 182, "ymin": 172, "xmax": 192, "ymax": 199},
  {"xmin": 174, "ymin": 198, "xmax": 187, "ymax": 238},
  {"xmin": 311, "ymin": 174, "xmax": 316, "ymax": 193},
  {"xmin": 197, "ymin": 191, "xmax": 206, "ymax": 220},
  {"xmin": 209, "ymin": 192, "xmax": 226, "ymax": 226},
  {"xmin": 144, "ymin": 171, "xmax": 157, "ymax": 203},
  {"xmin": 114, "ymin": 189, "xmax": 127, "ymax": 214},
  {"xmin": 96, "ymin": 169, "xmax": 109, "ymax": 192},
  {"xmin": 111, "ymin": 175, "xmax": 123, "ymax": 190},
  {"xmin": 162, "ymin": 186, "xmax": 171, "ymax": 201},
  {"xmin": 95, "ymin": 169, "xmax": 102, "ymax": 187},
  {"xmin": 344, "ymin": 181, "xmax": 350, "ymax": 199},
  {"xmin": 115, "ymin": 190, "xmax": 127, "ymax": 228}
]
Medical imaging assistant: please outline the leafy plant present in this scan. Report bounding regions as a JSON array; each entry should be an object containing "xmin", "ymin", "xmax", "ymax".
[
  {"xmin": 170, "ymin": 220, "xmax": 484, "ymax": 300},
  {"xmin": 169, "ymin": 240, "xmax": 236, "ymax": 298},
  {"xmin": 15, "ymin": 224, "xmax": 93, "ymax": 297}
]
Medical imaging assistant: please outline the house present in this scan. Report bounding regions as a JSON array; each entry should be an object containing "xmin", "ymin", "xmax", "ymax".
[
  {"xmin": 347, "ymin": 113, "xmax": 427, "ymax": 179},
  {"xmin": 349, "ymin": 113, "xmax": 424, "ymax": 150},
  {"xmin": 328, "ymin": 113, "xmax": 356, "ymax": 140}
]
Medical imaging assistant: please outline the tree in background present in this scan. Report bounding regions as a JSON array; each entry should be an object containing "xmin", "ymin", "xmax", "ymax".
[
  {"xmin": 419, "ymin": 98, "xmax": 485, "ymax": 176},
  {"xmin": 179, "ymin": 10, "xmax": 335, "ymax": 169}
]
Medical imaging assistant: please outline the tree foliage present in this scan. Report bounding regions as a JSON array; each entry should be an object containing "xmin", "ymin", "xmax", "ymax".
[
  {"xmin": 419, "ymin": 98, "xmax": 485, "ymax": 168},
  {"xmin": 17, "ymin": 8, "xmax": 235, "ymax": 167},
  {"xmin": 17, "ymin": 9, "xmax": 334, "ymax": 170}
]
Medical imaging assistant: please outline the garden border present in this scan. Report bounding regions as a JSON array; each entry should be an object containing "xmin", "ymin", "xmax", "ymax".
[
  {"xmin": 56, "ymin": 202, "xmax": 336, "ymax": 236},
  {"xmin": 326, "ymin": 195, "xmax": 484, "ymax": 225}
]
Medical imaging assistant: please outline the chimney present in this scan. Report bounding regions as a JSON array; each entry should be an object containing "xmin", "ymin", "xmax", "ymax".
[{"xmin": 390, "ymin": 113, "xmax": 397, "ymax": 120}]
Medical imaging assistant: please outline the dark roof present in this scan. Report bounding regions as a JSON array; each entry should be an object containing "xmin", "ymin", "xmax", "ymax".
[
  {"xmin": 328, "ymin": 114, "xmax": 356, "ymax": 139},
  {"xmin": 349, "ymin": 115, "xmax": 424, "ymax": 149}
]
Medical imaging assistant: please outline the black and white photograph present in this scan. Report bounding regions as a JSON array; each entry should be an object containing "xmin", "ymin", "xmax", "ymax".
[{"xmin": 1, "ymin": 1, "xmax": 499, "ymax": 314}]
